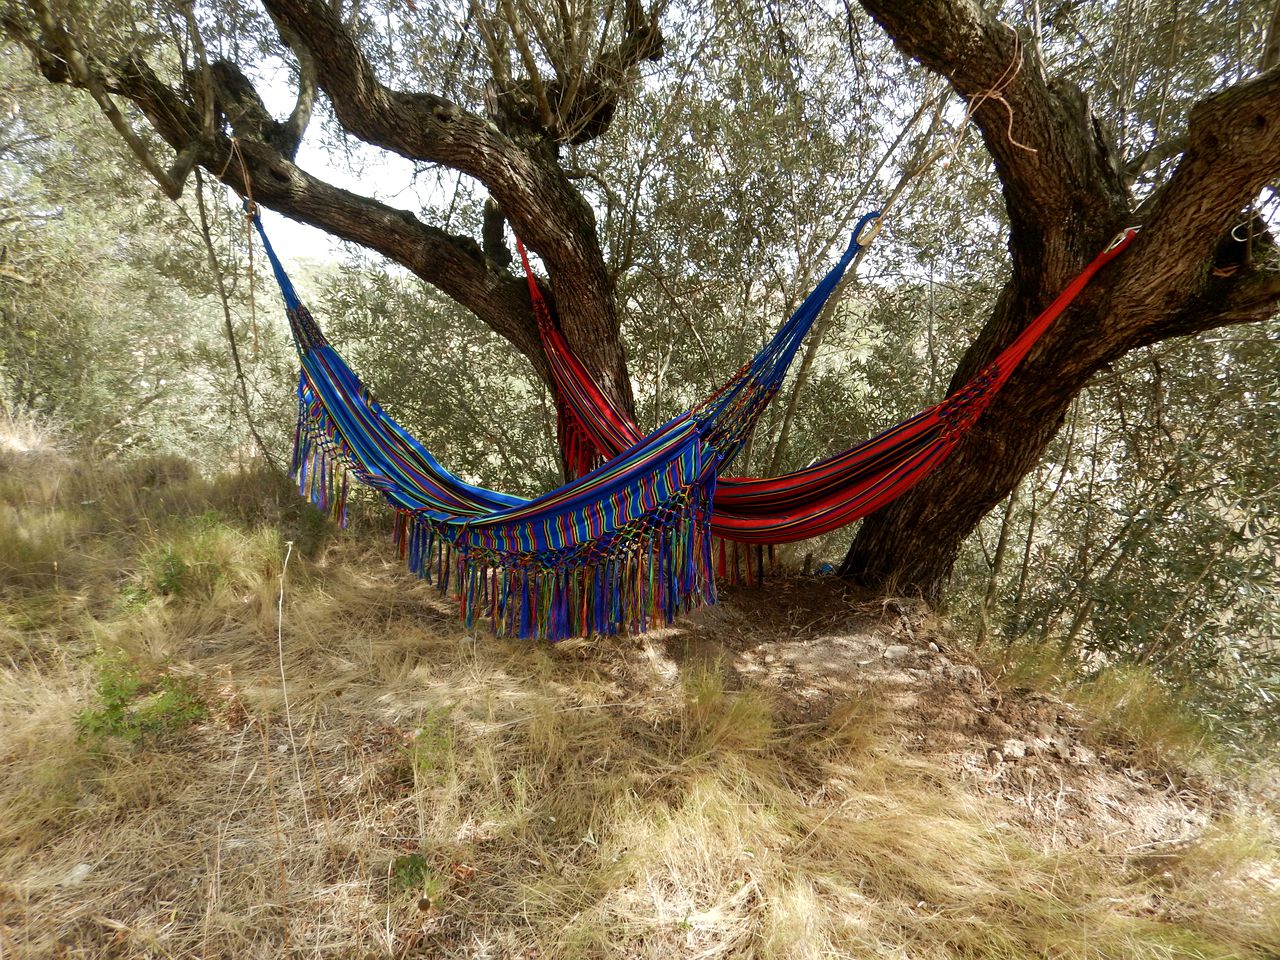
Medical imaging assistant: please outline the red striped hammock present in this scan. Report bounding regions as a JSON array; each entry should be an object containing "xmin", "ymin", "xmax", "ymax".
[{"xmin": 519, "ymin": 229, "xmax": 1137, "ymax": 545}]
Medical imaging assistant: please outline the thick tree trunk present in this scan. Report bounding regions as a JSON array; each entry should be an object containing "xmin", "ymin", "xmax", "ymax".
[
  {"xmin": 840, "ymin": 0, "xmax": 1280, "ymax": 600},
  {"xmin": 840, "ymin": 336, "xmax": 1085, "ymax": 601}
]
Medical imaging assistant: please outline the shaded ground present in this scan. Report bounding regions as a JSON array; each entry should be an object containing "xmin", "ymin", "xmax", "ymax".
[{"xmin": 670, "ymin": 582, "xmax": 1226, "ymax": 853}]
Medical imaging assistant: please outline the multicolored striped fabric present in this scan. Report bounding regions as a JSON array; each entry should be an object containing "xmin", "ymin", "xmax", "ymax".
[
  {"xmin": 528, "ymin": 213, "xmax": 886, "ymax": 477},
  {"xmin": 257, "ymin": 199, "xmax": 1134, "ymax": 640},
  {"xmin": 255, "ymin": 216, "xmax": 717, "ymax": 640},
  {"xmin": 521, "ymin": 228, "xmax": 1138, "ymax": 545}
]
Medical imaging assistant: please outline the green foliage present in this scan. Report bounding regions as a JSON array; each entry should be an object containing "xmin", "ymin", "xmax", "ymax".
[
  {"xmin": 320, "ymin": 269, "xmax": 560, "ymax": 498},
  {"xmin": 125, "ymin": 511, "xmax": 295, "ymax": 607},
  {"xmin": 952, "ymin": 317, "xmax": 1280, "ymax": 754},
  {"xmin": 149, "ymin": 549, "xmax": 191, "ymax": 598},
  {"xmin": 389, "ymin": 852, "xmax": 447, "ymax": 902},
  {"xmin": 991, "ymin": 643, "xmax": 1217, "ymax": 770},
  {"xmin": 409, "ymin": 708, "xmax": 457, "ymax": 785},
  {"xmin": 1075, "ymin": 667, "xmax": 1214, "ymax": 770},
  {"xmin": 0, "ymin": 52, "xmax": 295, "ymax": 470},
  {"xmin": 76, "ymin": 652, "xmax": 205, "ymax": 746}
]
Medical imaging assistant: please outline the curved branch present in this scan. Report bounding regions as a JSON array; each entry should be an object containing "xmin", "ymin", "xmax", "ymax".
[
  {"xmin": 258, "ymin": 0, "xmax": 634, "ymax": 413},
  {"xmin": 258, "ymin": 0, "xmax": 534, "ymax": 201},
  {"xmin": 859, "ymin": 0, "xmax": 1130, "ymax": 264},
  {"xmin": 1125, "ymin": 134, "xmax": 1187, "ymax": 185},
  {"xmin": 1098, "ymin": 68, "xmax": 1280, "ymax": 354},
  {"xmin": 220, "ymin": 139, "xmax": 544, "ymax": 369},
  {"xmin": 1134, "ymin": 267, "xmax": 1280, "ymax": 347},
  {"xmin": 2, "ymin": 14, "xmax": 549, "ymax": 377},
  {"xmin": 267, "ymin": 13, "xmax": 319, "ymax": 158},
  {"xmin": 15, "ymin": 0, "xmax": 196, "ymax": 198}
]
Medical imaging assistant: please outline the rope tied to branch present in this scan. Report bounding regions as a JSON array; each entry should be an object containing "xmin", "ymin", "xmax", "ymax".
[
  {"xmin": 218, "ymin": 138, "xmax": 262, "ymax": 357},
  {"xmin": 958, "ymin": 24, "xmax": 1038, "ymax": 156}
]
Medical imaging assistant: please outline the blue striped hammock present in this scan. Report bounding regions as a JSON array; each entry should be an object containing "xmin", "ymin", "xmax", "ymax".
[{"xmin": 253, "ymin": 214, "xmax": 877, "ymax": 640}]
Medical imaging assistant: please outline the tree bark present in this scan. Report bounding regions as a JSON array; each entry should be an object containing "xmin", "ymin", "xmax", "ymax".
[
  {"xmin": 3, "ymin": 0, "xmax": 644, "ymax": 426},
  {"xmin": 841, "ymin": 0, "xmax": 1280, "ymax": 600}
]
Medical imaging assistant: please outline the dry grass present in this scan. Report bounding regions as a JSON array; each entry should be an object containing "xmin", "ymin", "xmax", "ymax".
[
  {"xmin": 0, "ymin": 410, "xmax": 61, "ymax": 457},
  {"xmin": 1, "ymin": 453, "xmax": 1278, "ymax": 959},
  {"xmin": 985, "ymin": 642, "xmax": 1219, "ymax": 771}
]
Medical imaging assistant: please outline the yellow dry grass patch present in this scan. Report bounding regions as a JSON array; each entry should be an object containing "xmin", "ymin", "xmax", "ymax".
[
  {"xmin": 1, "ymin": 456, "xmax": 1278, "ymax": 959},
  {"xmin": 987, "ymin": 641, "xmax": 1220, "ymax": 772}
]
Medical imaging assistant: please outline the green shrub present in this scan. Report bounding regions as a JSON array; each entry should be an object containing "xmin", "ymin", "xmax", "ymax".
[
  {"xmin": 76, "ymin": 653, "xmax": 205, "ymax": 746},
  {"xmin": 410, "ymin": 709, "xmax": 457, "ymax": 785},
  {"xmin": 389, "ymin": 852, "xmax": 447, "ymax": 905}
]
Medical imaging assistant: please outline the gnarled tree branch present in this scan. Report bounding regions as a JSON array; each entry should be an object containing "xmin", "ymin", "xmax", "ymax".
[
  {"xmin": 2, "ymin": 10, "xmax": 549, "ymax": 378},
  {"xmin": 258, "ymin": 0, "xmax": 636, "ymax": 414},
  {"xmin": 842, "ymin": 0, "xmax": 1280, "ymax": 597}
]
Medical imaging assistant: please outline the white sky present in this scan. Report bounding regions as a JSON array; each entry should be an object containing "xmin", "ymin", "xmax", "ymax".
[{"xmin": 247, "ymin": 63, "xmax": 443, "ymax": 272}]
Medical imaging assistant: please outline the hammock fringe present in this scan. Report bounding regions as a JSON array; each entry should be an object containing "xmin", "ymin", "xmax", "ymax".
[
  {"xmin": 292, "ymin": 382, "xmax": 716, "ymax": 642},
  {"xmin": 383, "ymin": 471, "xmax": 717, "ymax": 642},
  {"xmin": 294, "ymin": 398, "xmax": 350, "ymax": 528}
]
